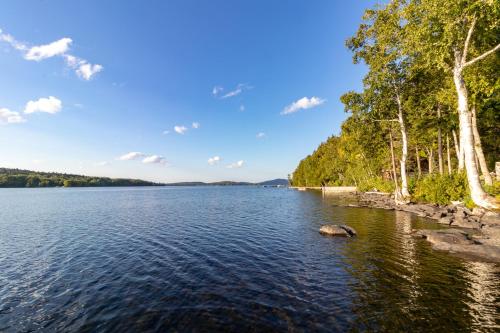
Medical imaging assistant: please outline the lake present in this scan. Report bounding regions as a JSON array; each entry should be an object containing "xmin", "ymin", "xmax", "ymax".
[{"xmin": 0, "ymin": 187, "xmax": 498, "ymax": 332}]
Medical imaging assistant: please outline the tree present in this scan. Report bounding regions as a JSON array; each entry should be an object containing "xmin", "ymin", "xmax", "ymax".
[{"xmin": 404, "ymin": 0, "xmax": 499, "ymax": 208}]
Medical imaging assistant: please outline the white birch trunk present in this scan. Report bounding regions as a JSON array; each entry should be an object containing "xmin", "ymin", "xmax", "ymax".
[
  {"xmin": 453, "ymin": 56, "xmax": 496, "ymax": 209},
  {"xmin": 396, "ymin": 94, "xmax": 410, "ymax": 198},
  {"xmin": 471, "ymin": 106, "xmax": 493, "ymax": 186},
  {"xmin": 452, "ymin": 130, "xmax": 460, "ymax": 163},
  {"xmin": 446, "ymin": 134, "xmax": 452, "ymax": 174}
]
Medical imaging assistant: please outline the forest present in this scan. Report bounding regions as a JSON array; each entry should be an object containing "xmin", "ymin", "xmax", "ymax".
[
  {"xmin": 0, "ymin": 168, "xmax": 160, "ymax": 188},
  {"xmin": 291, "ymin": 0, "xmax": 499, "ymax": 209}
]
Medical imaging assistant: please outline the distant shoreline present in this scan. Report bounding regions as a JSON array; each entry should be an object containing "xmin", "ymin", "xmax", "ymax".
[{"xmin": 0, "ymin": 167, "xmax": 288, "ymax": 188}]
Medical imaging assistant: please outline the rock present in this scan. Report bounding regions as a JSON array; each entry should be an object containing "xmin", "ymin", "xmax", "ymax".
[
  {"xmin": 414, "ymin": 229, "xmax": 500, "ymax": 263},
  {"xmin": 445, "ymin": 205, "xmax": 457, "ymax": 213},
  {"xmin": 481, "ymin": 225, "xmax": 500, "ymax": 247},
  {"xmin": 432, "ymin": 210, "xmax": 448, "ymax": 220},
  {"xmin": 438, "ymin": 216, "xmax": 453, "ymax": 225},
  {"xmin": 319, "ymin": 225, "xmax": 349, "ymax": 237},
  {"xmin": 457, "ymin": 206, "xmax": 473, "ymax": 216},
  {"xmin": 339, "ymin": 224, "xmax": 357, "ymax": 237},
  {"xmin": 451, "ymin": 217, "xmax": 481, "ymax": 229},
  {"xmin": 319, "ymin": 224, "xmax": 357, "ymax": 237},
  {"xmin": 481, "ymin": 212, "xmax": 500, "ymax": 226},
  {"xmin": 471, "ymin": 207, "xmax": 486, "ymax": 217}
]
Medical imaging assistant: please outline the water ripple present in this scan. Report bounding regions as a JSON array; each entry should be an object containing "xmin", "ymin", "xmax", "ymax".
[{"xmin": 0, "ymin": 187, "xmax": 498, "ymax": 332}]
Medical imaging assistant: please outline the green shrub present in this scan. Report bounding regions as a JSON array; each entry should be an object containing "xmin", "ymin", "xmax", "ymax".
[
  {"xmin": 358, "ymin": 176, "xmax": 395, "ymax": 193},
  {"xmin": 411, "ymin": 172, "xmax": 469, "ymax": 205}
]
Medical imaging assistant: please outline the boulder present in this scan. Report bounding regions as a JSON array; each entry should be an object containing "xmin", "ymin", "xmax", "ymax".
[
  {"xmin": 339, "ymin": 224, "xmax": 357, "ymax": 237},
  {"xmin": 451, "ymin": 215, "xmax": 481, "ymax": 229},
  {"xmin": 414, "ymin": 229, "xmax": 500, "ymax": 263},
  {"xmin": 319, "ymin": 224, "xmax": 357, "ymax": 237},
  {"xmin": 438, "ymin": 216, "xmax": 453, "ymax": 225},
  {"xmin": 481, "ymin": 212, "xmax": 500, "ymax": 226}
]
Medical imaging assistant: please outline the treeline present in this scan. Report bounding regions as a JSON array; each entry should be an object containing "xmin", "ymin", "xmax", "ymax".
[
  {"xmin": 292, "ymin": 0, "xmax": 499, "ymax": 208},
  {"xmin": 0, "ymin": 168, "xmax": 161, "ymax": 188}
]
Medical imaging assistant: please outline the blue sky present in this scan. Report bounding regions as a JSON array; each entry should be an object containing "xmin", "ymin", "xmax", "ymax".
[{"xmin": 0, "ymin": 0, "xmax": 373, "ymax": 183}]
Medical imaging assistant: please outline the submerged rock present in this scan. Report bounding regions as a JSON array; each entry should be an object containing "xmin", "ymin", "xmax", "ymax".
[
  {"xmin": 413, "ymin": 229, "xmax": 500, "ymax": 263},
  {"xmin": 319, "ymin": 224, "xmax": 357, "ymax": 237}
]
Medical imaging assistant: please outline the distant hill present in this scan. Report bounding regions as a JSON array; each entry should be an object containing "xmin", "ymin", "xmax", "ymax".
[
  {"xmin": 0, "ymin": 167, "xmax": 289, "ymax": 188},
  {"xmin": 257, "ymin": 179, "xmax": 289, "ymax": 186},
  {"xmin": 166, "ymin": 179, "xmax": 288, "ymax": 186},
  {"xmin": 0, "ymin": 168, "xmax": 161, "ymax": 188}
]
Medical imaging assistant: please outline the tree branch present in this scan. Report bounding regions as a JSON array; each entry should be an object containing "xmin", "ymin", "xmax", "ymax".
[
  {"xmin": 463, "ymin": 43, "xmax": 500, "ymax": 68},
  {"xmin": 461, "ymin": 16, "xmax": 476, "ymax": 65}
]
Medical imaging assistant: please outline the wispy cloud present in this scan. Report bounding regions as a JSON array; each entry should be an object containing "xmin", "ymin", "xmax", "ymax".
[
  {"xmin": 24, "ymin": 96, "xmax": 62, "ymax": 114},
  {"xmin": 208, "ymin": 156, "xmax": 221, "ymax": 165},
  {"xmin": 0, "ymin": 108, "xmax": 26, "ymax": 124},
  {"xmin": 174, "ymin": 125, "xmax": 188, "ymax": 134},
  {"xmin": 281, "ymin": 96, "xmax": 325, "ymax": 115},
  {"xmin": 256, "ymin": 132, "xmax": 265, "ymax": 139},
  {"xmin": 142, "ymin": 155, "xmax": 167, "ymax": 165},
  {"xmin": 192, "ymin": 122, "xmax": 200, "ymax": 129},
  {"xmin": 227, "ymin": 160, "xmax": 244, "ymax": 169},
  {"xmin": 212, "ymin": 86, "xmax": 223, "ymax": 96},
  {"xmin": 212, "ymin": 83, "xmax": 252, "ymax": 99},
  {"xmin": 118, "ymin": 152, "xmax": 145, "ymax": 161},
  {"xmin": 25, "ymin": 37, "xmax": 71, "ymax": 61},
  {"xmin": 0, "ymin": 28, "xmax": 103, "ymax": 80}
]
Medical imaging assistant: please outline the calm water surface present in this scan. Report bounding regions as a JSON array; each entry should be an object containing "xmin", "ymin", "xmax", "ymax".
[{"xmin": 0, "ymin": 187, "xmax": 498, "ymax": 332}]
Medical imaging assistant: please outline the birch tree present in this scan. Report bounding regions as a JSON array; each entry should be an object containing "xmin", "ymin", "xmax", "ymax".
[{"xmin": 405, "ymin": 0, "xmax": 499, "ymax": 208}]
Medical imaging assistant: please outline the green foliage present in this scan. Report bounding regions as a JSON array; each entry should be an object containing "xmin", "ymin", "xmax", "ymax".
[
  {"xmin": 292, "ymin": 0, "xmax": 499, "ymax": 208},
  {"xmin": 357, "ymin": 177, "xmax": 395, "ymax": 193},
  {"xmin": 0, "ymin": 168, "xmax": 160, "ymax": 188},
  {"xmin": 412, "ymin": 173, "xmax": 469, "ymax": 205}
]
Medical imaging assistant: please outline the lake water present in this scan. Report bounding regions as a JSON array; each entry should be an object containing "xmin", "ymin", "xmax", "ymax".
[{"xmin": 0, "ymin": 187, "xmax": 498, "ymax": 332}]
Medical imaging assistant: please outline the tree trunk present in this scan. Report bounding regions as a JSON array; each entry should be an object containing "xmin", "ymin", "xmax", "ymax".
[
  {"xmin": 427, "ymin": 148, "xmax": 433, "ymax": 174},
  {"xmin": 446, "ymin": 134, "xmax": 452, "ymax": 174},
  {"xmin": 416, "ymin": 146, "xmax": 421, "ymax": 178},
  {"xmin": 389, "ymin": 131, "xmax": 402, "ymax": 202},
  {"xmin": 471, "ymin": 106, "xmax": 493, "ymax": 186},
  {"xmin": 453, "ymin": 59, "xmax": 496, "ymax": 209},
  {"xmin": 437, "ymin": 106, "xmax": 444, "ymax": 175},
  {"xmin": 452, "ymin": 129, "xmax": 460, "ymax": 162},
  {"xmin": 396, "ymin": 93, "xmax": 410, "ymax": 198}
]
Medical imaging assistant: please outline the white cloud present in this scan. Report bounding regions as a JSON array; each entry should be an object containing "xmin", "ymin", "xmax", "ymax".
[
  {"xmin": 0, "ymin": 108, "xmax": 26, "ymax": 124},
  {"xmin": 227, "ymin": 160, "xmax": 244, "ymax": 169},
  {"xmin": 212, "ymin": 83, "xmax": 252, "ymax": 99},
  {"xmin": 174, "ymin": 125, "xmax": 188, "ymax": 134},
  {"xmin": 281, "ymin": 96, "xmax": 325, "ymax": 115},
  {"xmin": 142, "ymin": 155, "xmax": 167, "ymax": 165},
  {"xmin": 24, "ymin": 96, "xmax": 62, "ymax": 114},
  {"xmin": 118, "ymin": 152, "xmax": 144, "ymax": 161},
  {"xmin": 76, "ymin": 62, "xmax": 103, "ymax": 80},
  {"xmin": 192, "ymin": 122, "xmax": 200, "ymax": 129},
  {"xmin": 212, "ymin": 86, "xmax": 223, "ymax": 96},
  {"xmin": 0, "ymin": 29, "xmax": 102, "ymax": 81},
  {"xmin": 162, "ymin": 130, "xmax": 170, "ymax": 135},
  {"xmin": 0, "ymin": 31, "xmax": 27, "ymax": 51},
  {"xmin": 25, "ymin": 37, "xmax": 72, "ymax": 61},
  {"xmin": 208, "ymin": 156, "xmax": 221, "ymax": 165},
  {"xmin": 256, "ymin": 132, "xmax": 265, "ymax": 139}
]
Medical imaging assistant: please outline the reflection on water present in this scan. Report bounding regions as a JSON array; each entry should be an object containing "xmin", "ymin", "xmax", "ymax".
[{"xmin": 0, "ymin": 187, "xmax": 498, "ymax": 332}]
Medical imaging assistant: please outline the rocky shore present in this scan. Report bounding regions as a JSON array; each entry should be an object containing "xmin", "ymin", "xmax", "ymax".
[{"xmin": 344, "ymin": 192, "xmax": 500, "ymax": 263}]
